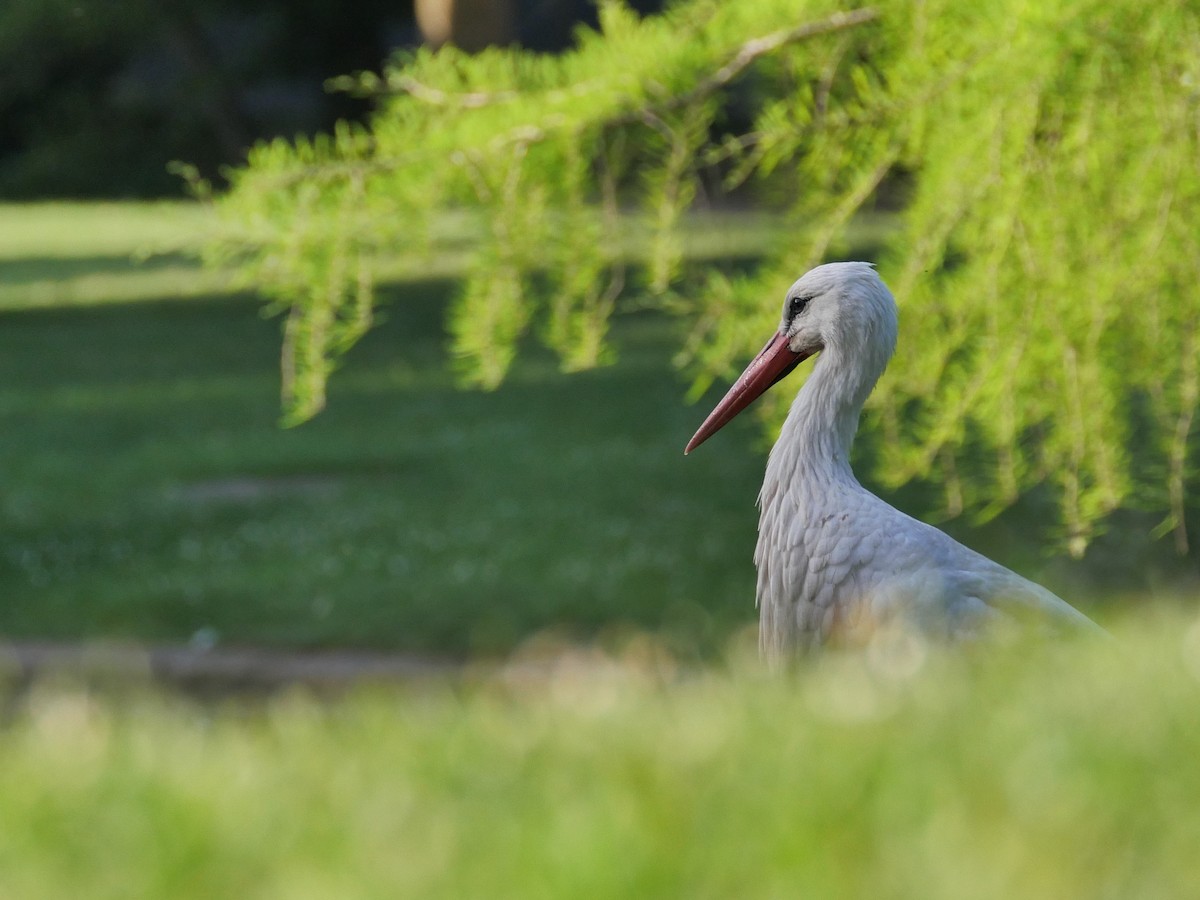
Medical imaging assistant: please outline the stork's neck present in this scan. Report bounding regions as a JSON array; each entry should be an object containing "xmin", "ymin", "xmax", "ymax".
[{"xmin": 767, "ymin": 344, "xmax": 882, "ymax": 489}]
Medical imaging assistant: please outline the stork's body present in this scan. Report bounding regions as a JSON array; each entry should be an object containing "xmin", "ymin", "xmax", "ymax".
[{"xmin": 686, "ymin": 263, "xmax": 1099, "ymax": 662}]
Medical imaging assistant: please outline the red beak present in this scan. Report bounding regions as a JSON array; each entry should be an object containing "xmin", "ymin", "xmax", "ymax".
[{"xmin": 684, "ymin": 332, "xmax": 810, "ymax": 454}]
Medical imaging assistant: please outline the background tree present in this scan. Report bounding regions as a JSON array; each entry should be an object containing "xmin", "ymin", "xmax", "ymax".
[
  {"xmin": 0, "ymin": 0, "xmax": 624, "ymax": 198},
  {"xmin": 0, "ymin": 0, "xmax": 400, "ymax": 196},
  {"xmin": 204, "ymin": 0, "xmax": 1200, "ymax": 556}
]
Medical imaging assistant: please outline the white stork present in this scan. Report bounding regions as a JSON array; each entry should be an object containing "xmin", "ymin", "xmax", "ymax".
[{"xmin": 686, "ymin": 262, "xmax": 1102, "ymax": 662}]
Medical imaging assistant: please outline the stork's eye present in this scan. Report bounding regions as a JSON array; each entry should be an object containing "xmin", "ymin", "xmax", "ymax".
[{"xmin": 788, "ymin": 294, "xmax": 812, "ymax": 318}]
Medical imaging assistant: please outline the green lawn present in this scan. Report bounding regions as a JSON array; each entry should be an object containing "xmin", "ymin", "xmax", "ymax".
[
  {"xmin": 0, "ymin": 202, "xmax": 224, "ymax": 309},
  {"xmin": 2, "ymin": 619, "xmax": 1199, "ymax": 898},
  {"xmin": 2, "ymin": 203, "xmax": 1199, "ymax": 897},
  {"xmin": 0, "ymin": 202, "xmax": 1192, "ymax": 657},
  {"xmin": 0, "ymin": 202, "xmax": 776, "ymax": 656}
]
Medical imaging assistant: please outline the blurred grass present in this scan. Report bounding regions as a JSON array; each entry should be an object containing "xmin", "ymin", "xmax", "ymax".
[
  {"xmin": 0, "ymin": 202, "xmax": 778, "ymax": 656},
  {"xmin": 0, "ymin": 203, "xmax": 209, "ymax": 260},
  {"xmin": 0, "ymin": 286, "xmax": 775, "ymax": 654},
  {"xmin": 0, "ymin": 202, "xmax": 225, "ymax": 308},
  {"xmin": 2, "ymin": 616, "xmax": 1199, "ymax": 898},
  {"xmin": 0, "ymin": 202, "xmax": 843, "ymax": 310}
]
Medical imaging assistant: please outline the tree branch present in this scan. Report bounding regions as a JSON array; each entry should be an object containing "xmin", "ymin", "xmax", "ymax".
[
  {"xmin": 394, "ymin": 7, "xmax": 880, "ymax": 114},
  {"xmin": 685, "ymin": 7, "xmax": 880, "ymax": 102},
  {"xmin": 607, "ymin": 7, "xmax": 879, "ymax": 127},
  {"xmin": 392, "ymin": 75, "xmax": 517, "ymax": 108}
]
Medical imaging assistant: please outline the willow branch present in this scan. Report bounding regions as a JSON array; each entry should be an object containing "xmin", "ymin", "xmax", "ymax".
[
  {"xmin": 391, "ymin": 75, "xmax": 517, "ymax": 108},
  {"xmin": 684, "ymin": 7, "xmax": 880, "ymax": 102},
  {"xmin": 395, "ymin": 7, "xmax": 880, "ymax": 114}
]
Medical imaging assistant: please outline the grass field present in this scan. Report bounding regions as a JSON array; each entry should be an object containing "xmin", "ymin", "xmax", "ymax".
[
  {"xmin": 2, "ymin": 202, "xmax": 1199, "ymax": 896},
  {"xmin": 0, "ymin": 202, "xmax": 1194, "ymax": 658},
  {"xmin": 0, "ymin": 202, "xmax": 784, "ymax": 657}
]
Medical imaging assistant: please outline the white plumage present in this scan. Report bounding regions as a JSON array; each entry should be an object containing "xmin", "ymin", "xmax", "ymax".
[{"xmin": 686, "ymin": 262, "xmax": 1101, "ymax": 663}]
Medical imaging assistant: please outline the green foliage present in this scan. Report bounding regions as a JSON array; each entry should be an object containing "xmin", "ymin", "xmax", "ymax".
[
  {"xmin": 209, "ymin": 1, "xmax": 881, "ymax": 419},
  {"xmin": 3, "ymin": 614, "xmax": 1200, "ymax": 898},
  {"xmin": 210, "ymin": 0, "xmax": 1200, "ymax": 553},
  {"xmin": 870, "ymin": 0, "xmax": 1200, "ymax": 556}
]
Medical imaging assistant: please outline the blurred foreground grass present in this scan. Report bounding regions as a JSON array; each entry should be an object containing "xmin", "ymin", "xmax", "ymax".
[{"xmin": 2, "ymin": 615, "xmax": 1199, "ymax": 898}]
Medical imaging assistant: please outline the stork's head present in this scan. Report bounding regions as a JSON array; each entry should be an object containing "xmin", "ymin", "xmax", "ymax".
[{"xmin": 684, "ymin": 262, "xmax": 897, "ymax": 454}]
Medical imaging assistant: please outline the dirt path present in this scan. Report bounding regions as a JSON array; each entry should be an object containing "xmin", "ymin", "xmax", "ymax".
[{"xmin": 0, "ymin": 640, "xmax": 461, "ymax": 698}]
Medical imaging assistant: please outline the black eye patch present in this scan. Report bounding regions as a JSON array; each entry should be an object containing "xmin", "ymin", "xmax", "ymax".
[{"xmin": 788, "ymin": 294, "xmax": 813, "ymax": 318}]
